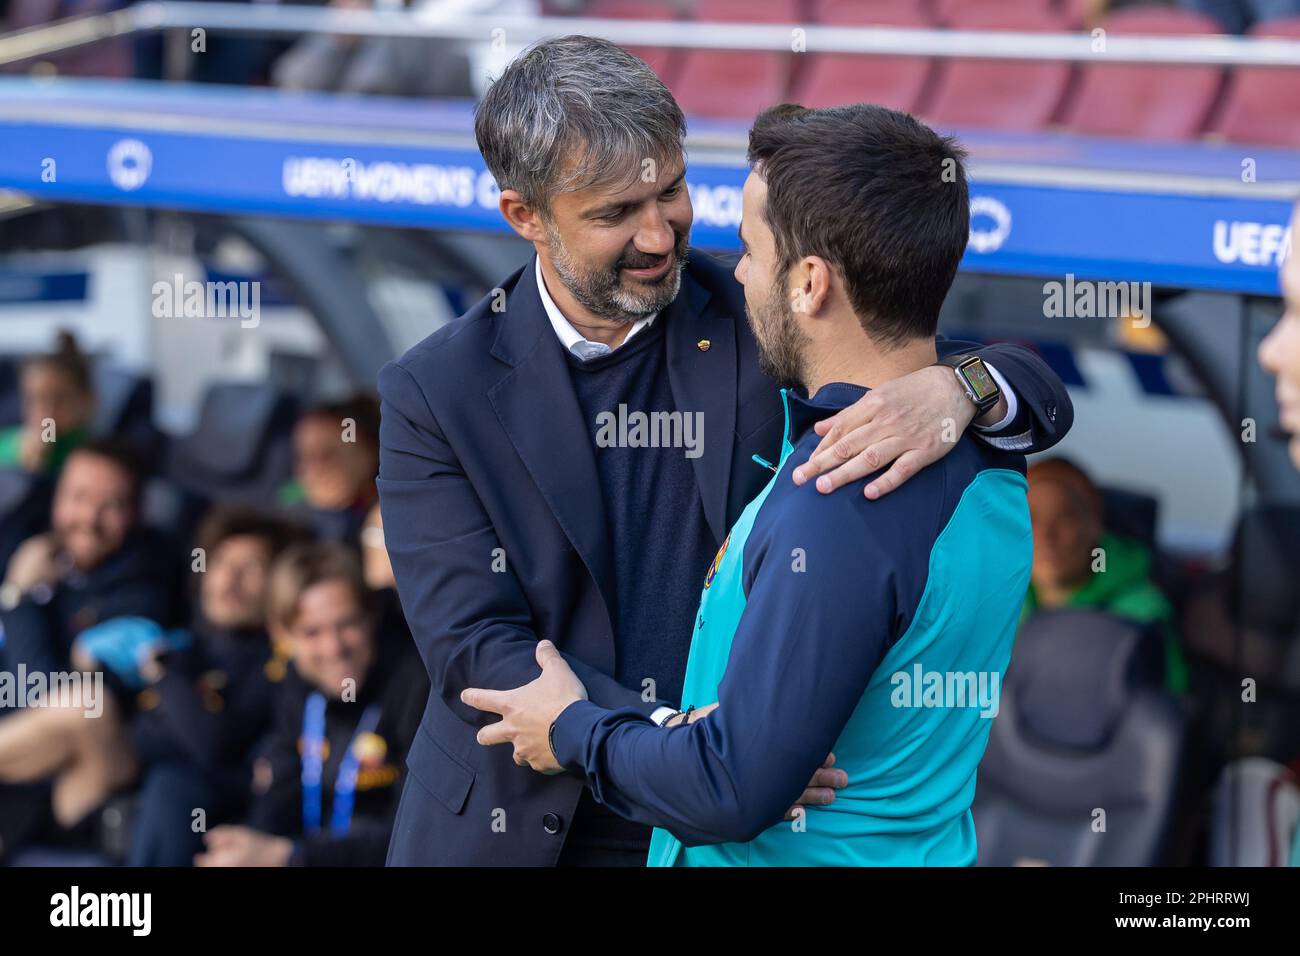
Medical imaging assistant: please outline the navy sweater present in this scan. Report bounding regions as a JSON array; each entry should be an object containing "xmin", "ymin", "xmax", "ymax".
[
  {"xmin": 563, "ymin": 318, "xmax": 717, "ymax": 709},
  {"xmin": 562, "ymin": 316, "xmax": 719, "ymax": 855}
]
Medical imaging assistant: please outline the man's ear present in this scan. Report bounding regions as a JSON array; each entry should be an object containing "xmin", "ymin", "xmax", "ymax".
[
  {"xmin": 790, "ymin": 256, "xmax": 832, "ymax": 317},
  {"xmin": 498, "ymin": 189, "xmax": 547, "ymax": 243}
]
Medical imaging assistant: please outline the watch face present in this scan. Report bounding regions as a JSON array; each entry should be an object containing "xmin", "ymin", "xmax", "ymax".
[{"xmin": 962, "ymin": 361, "xmax": 998, "ymax": 402}]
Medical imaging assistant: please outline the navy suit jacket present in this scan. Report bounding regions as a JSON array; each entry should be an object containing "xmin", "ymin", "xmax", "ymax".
[{"xmin": 377, "ymin": 250, "xmax": 1072, "ymax": 866}]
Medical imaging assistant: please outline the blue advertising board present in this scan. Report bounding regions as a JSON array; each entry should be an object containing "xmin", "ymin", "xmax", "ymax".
[{"xmin": 0, "ymin": 78, "xmax": 1294, "ymax": 295}]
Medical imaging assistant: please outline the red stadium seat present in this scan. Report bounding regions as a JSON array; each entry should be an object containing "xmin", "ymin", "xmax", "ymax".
[
  {"xmin": 670, "ymin": 0, "xmax": 800, "ymax": 119},
  {"xmin": 1057, "ymin": 0, "xmax": 1089, "ymax": 29},
  {"xmin": 0, "ymin": 0, "xmax": 132, "ymax": 78},
  {"xmin": 1060, "ymin": 7, "xmax": 1225, "ymax": 141},
  {"xmin": 791, "ymin": 0, "xmax": 938, "ymax": 112},
  {"xmin": 923, "ymin": 2, "xmax": 1075, "ymax": 131},
  {"xmin": 584, "ymin": 0, "xmax": 683, "ymax": 83},
  {"xmin": 1213, "ymin": 16, "xmax": 1300, "ymax": 147}
]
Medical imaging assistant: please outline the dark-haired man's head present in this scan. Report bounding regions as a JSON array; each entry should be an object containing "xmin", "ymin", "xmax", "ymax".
[
  {"xmin": 195, "ymin": 506, "xmax": 306, "ymax": 631},
  {"xmin": 292, "ymin": 393, "xmax": 380, "ymax": 512},
  {"xmin": 737, "ymin": 103, "xmax": 970, "ymax": 390},
  {"xmin": 476, "ymin": 35, "xmax": 691, "ymax": 339},
  {"xmin": 52, "ymin": 439, "xmax": 143, "ymax": 571}
]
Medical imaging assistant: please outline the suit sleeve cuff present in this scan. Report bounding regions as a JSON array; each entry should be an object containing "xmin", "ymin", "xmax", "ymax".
[
  {"xmin": 551, "ymin": 699, "xmax": 656, "ymax": 771},
  {"xmin": 972, "ymin": 361, "xmax": 1035, "ymax": 450},
  {"xmin": 550, "ymin": 699, "xmax": 608, "ymax": 770}
]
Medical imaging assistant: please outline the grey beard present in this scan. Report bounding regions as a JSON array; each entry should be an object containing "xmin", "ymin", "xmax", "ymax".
[{"xmin": 547, "ymin": 229, "xmax": 688, "ymax": 323}]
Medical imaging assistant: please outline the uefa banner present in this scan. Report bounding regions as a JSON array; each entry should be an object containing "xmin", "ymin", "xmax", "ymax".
[{"xmin": 0, "ymin": 78, "xmax": 1293, "ymax": 296}]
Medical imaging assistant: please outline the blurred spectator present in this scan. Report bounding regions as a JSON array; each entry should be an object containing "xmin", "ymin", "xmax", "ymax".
[
  {"xmin": 271, "ymin": 0, "xmax": 474, "ymax": 97},
  {"xmin": 1021, "ymin": 456, "xmax": 1189, "ymax": 694},
  {"xmin": 360, "ymin": 500, "xmax": 414, "ymax": 655},
  {"xmin": 277, "ymin": 393, "xmax": 380, "ymax": 544},
  {"xmin": 359, "ymin": 501, "xmax": 392, "ymax": 592},
  {"xmin": 0, "ymin": 439, "xmax": 184, "ymax": 677},
  {"xmin": 0, "ymin": 439, "xmax": 184, "ymax": 843},
  {"xmin": 125, "ymin": 505, "xmax": 306, "ymax": 866},
  {"xmin": 0, "ymin": 331, "xmax": 94, "ymax": 477},
  {"xmin": 0, "ymin": 654, "xmax": 138, "ymax": 840},
  {"xmin": 194, "ymin": 541, "xmax": 425, "ymax": 867},
  {"xmin": 1257, "ymin": 199, "xmax": 1300, "ymax": 866}
]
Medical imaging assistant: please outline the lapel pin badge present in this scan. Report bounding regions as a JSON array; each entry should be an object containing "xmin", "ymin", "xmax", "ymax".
[{"xmin": 697, "ymin": 339, "xmax": 711, "ymax": 352}]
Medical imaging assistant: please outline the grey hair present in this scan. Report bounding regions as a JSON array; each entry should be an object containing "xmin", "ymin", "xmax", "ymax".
[{"xmin": 475, "ymin": 35, "xmax": 687, "ymax": 215}]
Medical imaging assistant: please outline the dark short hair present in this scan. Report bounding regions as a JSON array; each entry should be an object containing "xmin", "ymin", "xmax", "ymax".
[
  {"xmin": 299, "ymin": 392, "xmax": 381, "ymax": 448},
  {"xmin": 194, "ymin": 504, "xmax": 308, "ymax": 563},
  {"xmin": 66, "ymin": 437, "xmax": 145, "ymax": 504},
  {"xmin": 475, "ymin": 35, "xmax": 686, "ymax": 214},
  {"xmin": 746, "ymin": 103, "xmax": 970, "ymax": 346}
]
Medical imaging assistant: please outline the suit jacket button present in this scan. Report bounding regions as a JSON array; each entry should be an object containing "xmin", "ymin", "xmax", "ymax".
[{"xmin": 542, "ymin": 812, "xmax": 563, "ymax": 835}]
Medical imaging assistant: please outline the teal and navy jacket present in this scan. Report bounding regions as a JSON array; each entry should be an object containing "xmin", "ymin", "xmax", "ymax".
[{"xmin": 550, "ymin": 381, "xmax": 1033, "ymax": 865}]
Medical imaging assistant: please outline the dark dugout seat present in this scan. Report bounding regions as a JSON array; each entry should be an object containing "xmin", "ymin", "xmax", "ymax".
[
  {"xmin": 90, "ymin": 366, "xmax": 153, "ymax": 440},
  {"xmin": 0, "ymin": 358, "xmax": 20, "ymax": 428},
  {"xmin": 0, "ymin": 468, "xmax": 53, "ymax": 582},
  {"xmin": 166, "ymin": 382, "xmax": 299, "ymax": 508},
  {"xmin": 90, "ymin": 365, "xmax": 165, "ymax": 472},
  {"xmin": 1097, "ymin": 484, "xmax": 1159, "ymax": 551},
  {"xmin": 973, "ymin": 608, "xmax": 1186, "ymax": 865},
  {"xmin": 1181, "ymin": 506, "xmax": 1300, "ymax": 765}
]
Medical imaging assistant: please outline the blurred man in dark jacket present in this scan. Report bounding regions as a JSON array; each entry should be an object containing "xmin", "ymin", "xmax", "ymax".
[
  {"xmin": 126, "ymin": 505, "xmax": 306, "ymax": 865},
  {"xmin": 0, "ymin": 439, "xmax": 184, "ymax": 676},
  {"xmin": 0, "ymin": 439, "xmax": 184, "ymax": 853}
]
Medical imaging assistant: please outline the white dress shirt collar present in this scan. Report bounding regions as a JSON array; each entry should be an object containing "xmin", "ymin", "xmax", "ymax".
[{"xmin": 535, "ymin": 256, "xmax": 656, "ymax": 358}]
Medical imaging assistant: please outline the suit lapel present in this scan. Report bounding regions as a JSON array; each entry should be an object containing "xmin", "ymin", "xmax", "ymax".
[
  {"xmin": 487, "ymin": 257, "xmax": 739, "ymax": 613},
  {"xmin": 487, "ymin": 259, "xmax": 616, "ymax": 613},
  {"xmin": 664, "ymin": 265, "xmax": 736, "ymax": 544}
]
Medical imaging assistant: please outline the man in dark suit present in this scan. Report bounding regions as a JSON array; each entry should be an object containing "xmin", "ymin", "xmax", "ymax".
[{"xmin": 378, "ymin": 35, "xmax": 1073, "ymax": 867}]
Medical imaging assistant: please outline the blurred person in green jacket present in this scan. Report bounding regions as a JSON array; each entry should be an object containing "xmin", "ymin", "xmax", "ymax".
[{"xmin": 1021, "ymin": 456, "xmax": 1189, "ymax": 694}]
